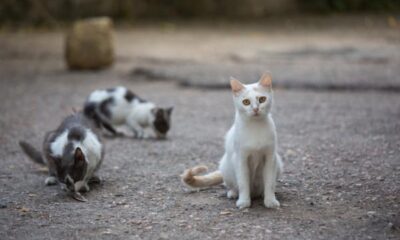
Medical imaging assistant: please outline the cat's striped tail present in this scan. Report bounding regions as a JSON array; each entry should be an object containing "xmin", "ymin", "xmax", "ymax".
[
  {"xmin": 19, "ymin": 141, "xmax": 45, "ymax": 165},
  {"xmin": 181, "ymin": 165, "xmax": 223, "ymax": 188},
  {"xmin": 83, "ymin": 102, "xmax": 118, "ymax": 135}
]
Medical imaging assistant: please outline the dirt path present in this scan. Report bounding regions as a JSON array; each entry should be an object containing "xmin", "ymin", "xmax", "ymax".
[{"xmin": 0, "ymin": 19, "xmax": 399, "ymax": 239}]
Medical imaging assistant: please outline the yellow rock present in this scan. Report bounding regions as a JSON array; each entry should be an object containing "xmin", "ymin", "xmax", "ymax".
[{"xmin": 65, "ymin": 17, "xmax": 114, "ymax": 70}]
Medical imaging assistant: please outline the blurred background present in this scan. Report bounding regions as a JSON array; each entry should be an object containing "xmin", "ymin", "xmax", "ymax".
[
  {"xmin": 1, "ymin": 0, "xmax": 399, "ymax": 88},
  {"xmin": 1, "ymin": 0, "xmax": 400, "ymax": 26}
]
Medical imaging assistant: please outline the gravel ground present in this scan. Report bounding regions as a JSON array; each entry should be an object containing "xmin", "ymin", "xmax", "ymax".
[{"xmin": 0, "ymin": 18, "xmax": 399, "ymax": 239}]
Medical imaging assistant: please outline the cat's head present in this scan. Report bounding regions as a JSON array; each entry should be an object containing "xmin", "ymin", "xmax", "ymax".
[
  {"xmin": 151, "ymin": 107, "xmax": 173, "ymax": 138},
  {"xmin": 56, "ymin": 146, "xmax": 88, "ymax": 192},
  {"xmin": 230, "ymin": 73, "xmax": 273, "ymax": 118}
]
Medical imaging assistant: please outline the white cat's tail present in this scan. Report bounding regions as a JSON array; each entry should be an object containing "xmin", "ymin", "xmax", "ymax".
[{"xmin": 181, "ymin": 165, "xmax": 223, "ymax": 188}]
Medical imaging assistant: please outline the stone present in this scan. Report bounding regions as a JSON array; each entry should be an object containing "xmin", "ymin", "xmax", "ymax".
[{"xmin": 65, "ymin": 17, "xmax": 114, "ymax": 70}]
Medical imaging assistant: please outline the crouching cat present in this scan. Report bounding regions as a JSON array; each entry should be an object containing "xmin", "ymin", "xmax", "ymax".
[
  {"xmin": 19, "ymin": 111, "xmax": 104, "ymax": 201},
  {"xmin": 181, "ymin": 73, "xmax": 283, "ymax": 209},
  {"xmin": 84, "ymin": 86, "xmax": 173, "ymax": 139}
]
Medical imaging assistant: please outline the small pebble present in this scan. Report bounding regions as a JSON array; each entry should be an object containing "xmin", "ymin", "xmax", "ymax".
[
  {"xmin": 388, "ymin": 222, "xmax": 394, "ymax": 230},
  {"xmin": 367, "ymin": 211, "xmax": 376, "ymax": 217},
  {"xmin": 220, "ymin": 211, "xmax": 232, "ymax": 215}
]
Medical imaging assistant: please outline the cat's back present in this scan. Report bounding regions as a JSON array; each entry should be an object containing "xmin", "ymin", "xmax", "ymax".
[
  {"xmin": 87, "ymin": 86, "xmax": 128, "ymax": 104},
  {"xmin": 59, "ymin": 112, "xmax": 98, "ymax": 132},
  {"xmin": 88, "ymin": 89, "xmax": 111, "ymax": 103},
  {"xmin": 107, "ymin": 86, "xmax": 134, "ymax": 122}
]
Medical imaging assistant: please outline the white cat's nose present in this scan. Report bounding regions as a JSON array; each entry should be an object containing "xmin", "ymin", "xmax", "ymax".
[{"xmin": 253, "ymin": 108, "xmax": 259, "ymax": 113}]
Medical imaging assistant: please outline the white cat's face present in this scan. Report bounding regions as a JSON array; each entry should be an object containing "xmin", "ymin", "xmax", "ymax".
[{"xmin": 230, "ymin": 73, "xmax": 273, "ymax": 118}]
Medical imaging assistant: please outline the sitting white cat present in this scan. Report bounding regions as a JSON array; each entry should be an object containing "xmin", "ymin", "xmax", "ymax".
[{"xmin": 182, "ymin": 73, "xmax": 283, "ymax": 209}]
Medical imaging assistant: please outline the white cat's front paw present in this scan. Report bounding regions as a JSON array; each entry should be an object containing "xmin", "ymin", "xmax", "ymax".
[
  {"xmin": 236, "ymin": 198, "xmax": 251, "ymax": 209},
  {"xmin": 264, "ymin": 197, "xmax": 280, "ymax": 208},
  {"xmin": 45, "ymin": 176, "xmax": 57, "ymax": 185}
]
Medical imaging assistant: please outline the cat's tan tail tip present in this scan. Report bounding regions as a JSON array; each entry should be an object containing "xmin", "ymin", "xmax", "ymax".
[{"xmin": 181, "ymin": 165, "xmax": 208, "ymax": 185}]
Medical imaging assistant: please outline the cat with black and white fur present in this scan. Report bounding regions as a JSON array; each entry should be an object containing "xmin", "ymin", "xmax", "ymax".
[
  {"xmin": 181, "ymin": 73, "xmax": 283, "ymax": 209},
  {"xmin": 19, "ymin": 111, "xmax": 104, "ymax": 201},
  {"xmin": 84, "ymin": 86, "xmax": 173, "ymax": 139}
]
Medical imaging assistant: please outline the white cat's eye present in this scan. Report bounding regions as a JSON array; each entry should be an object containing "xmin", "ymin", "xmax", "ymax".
[
  {"xmin": 259, "ymin": 96, "xmax": 267, "ymax": 103},
  {"xmin": 242, "ymin": 99, "xmax": 251, "ymax": 106}
]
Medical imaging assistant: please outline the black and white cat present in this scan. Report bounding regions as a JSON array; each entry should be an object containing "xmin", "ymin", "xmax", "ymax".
[
  {"xmin": 19, "ymin": 111, "xmax": 104, "ymax": 201},
  {"xmin": 84, "ymin": 86, "xmax": 173, "ymax": 139}
]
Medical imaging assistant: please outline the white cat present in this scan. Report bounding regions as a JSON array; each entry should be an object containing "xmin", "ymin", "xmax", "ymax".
[{"xmin": 181, "ymin": 73, "xmax": 283, "ymax": 209}]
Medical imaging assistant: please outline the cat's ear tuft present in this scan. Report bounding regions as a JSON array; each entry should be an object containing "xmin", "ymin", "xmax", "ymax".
[
  {"xmin": 151, "ymin": 108, "xmax": 158, "ymax": 116},
  {"xmin": 230, "ymin": 77, "xmax": 245, "ymax": 95},
  {"xmin": 258, "ymin": 73, "xmax": 272, "ymax": 89},
  {"xmin": 74, "ymin": 147, "xmax": 85, "ymax": 165},
  {"xmin": 166, "ymin": 107, "xmax": 173, "ymax": 116},
  {"xmin": 152, "ymin": 108, "xmax": 163, "ymax": 117}
]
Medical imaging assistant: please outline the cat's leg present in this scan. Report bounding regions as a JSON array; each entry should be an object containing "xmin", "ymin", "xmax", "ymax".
[
  {"xmin": 111, "ymin": 125, "xmax": 135, "ymax": 138},
  {"xmin": 45, "ymin": 161, "xmax": 58, "ymax": 186},
  {"xmin": 263, "ymin": 150, "xmax": 280, "ymax": 208},
  {"xmin": 227, "ymin": 189, "xmax": 238, "ymax": 199},
  {"xmin": 219, "ymin": 153, "xmax": 236, "ymax": 199},
  {"xmin": 101, "ymin": 121, "xmax": 121, "ymax": 136},
  {"xmin": 141, "ymin": 127, "xmax": 152, "ymax": 139},
  {"xmin": 235, "ymin": 151, "xmax": 251, "ymax": 209},
  {"xmin": 276, "ymin": 153, "xmax": 283, "ymax": 180},
  {"xmin": 81, "ymin": 183, "xmax": 90, "ymax": 192},
  {"xmin": 220, "ymin": 154, "xmax": 238, "ymax": 199},
  {"xmin": 109, "ymin": 125, "xmax": 127, "ymax": 137},
  {"xmin": 88, "ymin": 175, "xmax": 102, "ymax": 184},
  {"xmin": 126, "ymin": 117, "xmax": 145, "ymax": 138},
  {"xmin": 75, "ymin": 181, "xmax": 90, "ymax": 192},
  {"xmin": 45, "ymin": 175, "xmax": 57, "ymax": 185}
]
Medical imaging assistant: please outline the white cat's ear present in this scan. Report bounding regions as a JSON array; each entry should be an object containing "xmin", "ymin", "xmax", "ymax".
[
  {"xmin": 230, "ymin": 77, "xmax": 245, "ymax": 95},
  {"xmin": 258, "ymin": 73, "xmax": 272, "ymax": 89}
]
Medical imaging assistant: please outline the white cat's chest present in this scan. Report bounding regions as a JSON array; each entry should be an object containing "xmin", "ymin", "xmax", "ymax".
[{"xmin": 236, "ymin": 119, "xmax": 275, "ymax": 152}]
